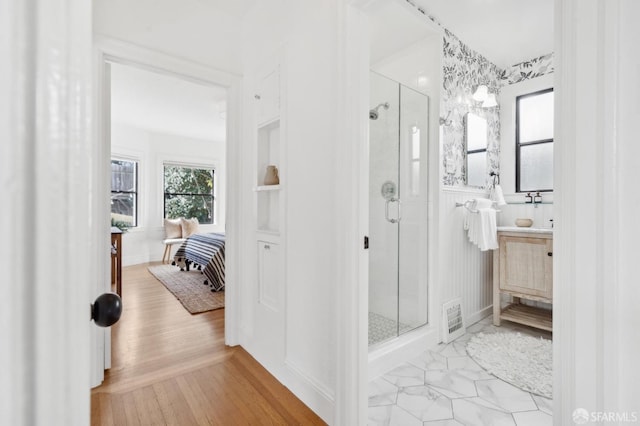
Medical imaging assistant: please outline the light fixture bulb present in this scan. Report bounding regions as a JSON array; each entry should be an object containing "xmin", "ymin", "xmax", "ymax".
[
  {"xmin": 472, "ymin": 85, "xmax": 488, "ymax": 102},
  {"xmin": 482, "ymin": 93, "xmax": 498, "ymax": 108}
]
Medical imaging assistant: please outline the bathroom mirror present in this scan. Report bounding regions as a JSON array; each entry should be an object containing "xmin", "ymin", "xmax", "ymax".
[{"xmin": 465, "ymin": 112, "xmax": 488, "ymax": 187}]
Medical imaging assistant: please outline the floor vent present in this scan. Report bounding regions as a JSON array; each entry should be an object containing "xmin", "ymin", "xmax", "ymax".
[{"xmin": 442, "ymin": 298, "xmax": 465, "ymax": 343}]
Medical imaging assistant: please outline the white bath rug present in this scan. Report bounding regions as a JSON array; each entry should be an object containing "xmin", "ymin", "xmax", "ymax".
[{"xmin": 466, "ymin": 332, "xmax": 552, "ymax": 398}]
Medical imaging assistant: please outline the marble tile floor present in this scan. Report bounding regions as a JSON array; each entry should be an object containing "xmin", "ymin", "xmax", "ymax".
[{"xmin": 368, "ymin": 315, "xmax": 553, "ymax": 426}]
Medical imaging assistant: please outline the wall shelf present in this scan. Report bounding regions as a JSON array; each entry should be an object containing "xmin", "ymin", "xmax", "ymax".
[{"xmin": 255, "ymin": 185, "xmax": 281, "ymax": 192}]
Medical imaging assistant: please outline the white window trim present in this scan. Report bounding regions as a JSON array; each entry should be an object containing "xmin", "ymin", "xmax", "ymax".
[
  {"xmin": 499, "ymin": 73, "xmax": 554, "ymax": 204},
  {"xmin": 110, "ymin": 154, "xmax": 142, "ymax": 228}
]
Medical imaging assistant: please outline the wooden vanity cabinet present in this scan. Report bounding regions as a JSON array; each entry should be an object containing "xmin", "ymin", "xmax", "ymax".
[{"xmin": 493, "ymin": 230, "xmax": 553, "ymax": 331}]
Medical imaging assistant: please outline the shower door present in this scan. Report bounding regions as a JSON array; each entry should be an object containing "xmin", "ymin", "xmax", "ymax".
[{"xmin": 369, "ymin": 72, "xmax": 429, "ymax": 346}]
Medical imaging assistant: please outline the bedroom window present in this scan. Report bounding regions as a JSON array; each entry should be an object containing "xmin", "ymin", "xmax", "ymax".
[
  {"xmin": 516, "ymin": 88, "xmax": 554, "ymax": 193},
  {"xmin": 163, "ymin": 164, "xmax": 215, "ymax": 224},
  {"xmin": 111, "ymin": 158, "xmax": 138, "ymax": 227}
]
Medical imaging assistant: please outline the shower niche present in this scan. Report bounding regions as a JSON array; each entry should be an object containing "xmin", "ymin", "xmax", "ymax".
[{"xmin": 368, "ymin": 71, "xmax": 429, "ymax": 346}]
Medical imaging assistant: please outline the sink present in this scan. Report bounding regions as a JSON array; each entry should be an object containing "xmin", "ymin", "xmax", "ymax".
[{"xmin": 497, "ymin": 226, "xmax": 553, "ymax": 234}]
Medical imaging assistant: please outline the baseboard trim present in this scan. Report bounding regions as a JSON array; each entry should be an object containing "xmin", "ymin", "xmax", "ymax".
[
  {"xmin": 466, "ymin": 305, "xmax": 493, "ymax": 327},
  {"xmin": 283, "ymin": 359, "xmax": 335, "ymax": 424}
]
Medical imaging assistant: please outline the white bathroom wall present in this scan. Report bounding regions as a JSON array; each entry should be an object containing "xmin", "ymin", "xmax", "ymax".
[{"xmin": 112, "ymin": 123, "xmax": 226, "ymax": 266}]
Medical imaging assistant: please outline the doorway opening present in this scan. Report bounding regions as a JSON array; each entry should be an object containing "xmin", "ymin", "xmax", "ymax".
[{"xmin": 103, "ymin": 59, "xmax": 231, "ymax": 387}]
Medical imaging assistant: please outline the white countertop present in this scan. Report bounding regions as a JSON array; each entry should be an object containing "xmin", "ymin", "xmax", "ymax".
[{"xmin": 497, "ymin": 226, "xmax": 553, "ymax": 234}]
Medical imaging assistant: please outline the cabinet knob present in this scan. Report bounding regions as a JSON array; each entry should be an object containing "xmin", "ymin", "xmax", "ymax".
[
  {"xmin": 264, "ymin": 244, "xmax": 270, "ymax": 250},
  {"xmin": 547, "ymin": 252, "xmax": 553, "ymax": 257},
  {"xmin": 254, "ymin": 94, "xmax": 261, "ymax": 100}
]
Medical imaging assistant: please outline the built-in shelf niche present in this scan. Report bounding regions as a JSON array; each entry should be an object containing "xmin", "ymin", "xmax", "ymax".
[
  {"xmin": 257, "ymin": 120, "xmax": 280, "ymax": 187},
  {"xmin": 257, "ymin": 190, "xmax": 280, "ymax": 234},
  {"xmin": 256, "ymin": 118, "xmax": 280, "ymax": 235}
]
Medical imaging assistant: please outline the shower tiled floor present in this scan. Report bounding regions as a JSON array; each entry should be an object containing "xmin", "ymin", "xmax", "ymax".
[
  {"xmin": 369, "ymin": 312, "xmax": 412, "ymax": 346},
  {"xmin": 368, "ymin": 315, "xmax": 553, "ymax": 426}
]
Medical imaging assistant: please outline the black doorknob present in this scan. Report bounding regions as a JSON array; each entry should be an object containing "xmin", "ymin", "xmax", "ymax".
[{"xmin": 91, "ymin": 292, "xmax": 122, "ymax": 327}]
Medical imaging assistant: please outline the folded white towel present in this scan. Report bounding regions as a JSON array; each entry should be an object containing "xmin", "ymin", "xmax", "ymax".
[
  {"xmin": 466, "ymin": 198, "xmax": 498, "ymax": 251},
  {"xmin": 473, "ymin": 198, "xmax": 493, "ymax": 210}
]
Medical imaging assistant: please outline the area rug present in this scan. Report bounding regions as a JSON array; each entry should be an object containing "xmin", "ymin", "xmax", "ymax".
[
  {"xmin": 466, "ymin": 332, "xmax": 552, "ymax": 398},
  {"xmin": 148, "ymin": 264, "xmax": 224, "ymax": 314}
]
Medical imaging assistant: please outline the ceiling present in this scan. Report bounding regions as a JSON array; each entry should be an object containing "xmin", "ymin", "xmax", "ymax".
[
  {"xmin": 369, "ymin": 0, "xmax": 440, "ymax": 64},
  {"xmin": 110, "ymin": 63, "xmax": 227, "ymax": 142},
  {"xmin": 415, "ymin": 0, "xmax": 554, "ymax": 69}
]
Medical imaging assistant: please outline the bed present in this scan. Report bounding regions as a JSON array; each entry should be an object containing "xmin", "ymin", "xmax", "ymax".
[{"xmin": 173, "ymin": 232, "xmax": 226, "ymax": 291}]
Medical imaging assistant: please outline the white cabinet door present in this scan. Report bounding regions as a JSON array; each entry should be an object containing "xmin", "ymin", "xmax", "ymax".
[
  {"xmin": 258, "ymin": 241, "xmax": 281, "ymax": 311},
  {"xmin": 253, "ymin": 240, "xmax": 285, "ymax": 371}
]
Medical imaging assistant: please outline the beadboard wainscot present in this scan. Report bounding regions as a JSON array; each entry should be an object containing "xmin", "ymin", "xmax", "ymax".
[{"xmin": 439, "ymin": 187, "xmax": 494, "ymax": 329}]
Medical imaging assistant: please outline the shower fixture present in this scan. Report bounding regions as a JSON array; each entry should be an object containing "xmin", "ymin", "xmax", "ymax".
[{"xmin": 369, "ymin": 102, "xmax": 389, "ymax": 120}]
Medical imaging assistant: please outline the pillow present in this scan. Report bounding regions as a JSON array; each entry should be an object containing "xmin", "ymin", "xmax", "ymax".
[
  {"xmin": 163, "ymin": 218, "xmax": 182, "ymax": 239},
  {"xmin": 180, "ymin": 217, "xmax": 200, "ymax": 238}
]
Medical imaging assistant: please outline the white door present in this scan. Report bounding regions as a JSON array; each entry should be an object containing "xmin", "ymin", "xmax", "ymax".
[{"xmin": 0, "ymin": 0, "xmax": 96, "ymax": 423}]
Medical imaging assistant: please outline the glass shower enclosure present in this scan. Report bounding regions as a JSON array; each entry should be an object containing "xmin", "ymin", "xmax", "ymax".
[{"xmin": 369, "ymin": 71, "xmax": 429, "ymax": 346}]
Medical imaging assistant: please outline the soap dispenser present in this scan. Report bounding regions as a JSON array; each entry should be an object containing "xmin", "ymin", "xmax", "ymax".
[
  {"xmin": 533, "ymin": 192, "xmax": 542, "ymax": 203},
  {"xmin": 525, "ymin": 192, "xmax": 533, "ymax": 203}
]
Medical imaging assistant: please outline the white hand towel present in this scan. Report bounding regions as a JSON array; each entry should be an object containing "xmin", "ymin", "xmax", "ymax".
[
  {"xmin": 490, "ymin": 184, "xmax": 507, "ymax": 206},
  {"xmin": 477, "ymin": 208, "xmax": 498, "ymax": 250},
  {"xmin": 465, "ymin": 198, "xmax": 498, "ymax": 251}
]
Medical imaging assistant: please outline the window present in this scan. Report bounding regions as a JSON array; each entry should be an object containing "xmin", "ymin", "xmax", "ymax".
[
  {"xmin": 516, "ymin": 88, "xmax": 554, "ymax": 192},
  {"xmin": 164, "ymin": 164, "xmax": 215, "ymax": 224},
  {"xmin": 111, "ymin": 158, "xmax": 138, "ymax": 227}
]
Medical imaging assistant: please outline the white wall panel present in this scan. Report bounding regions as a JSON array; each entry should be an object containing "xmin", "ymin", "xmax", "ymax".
[{"xmin": 439, "ymin": 189, "xmax": 494, "ymax": 325}]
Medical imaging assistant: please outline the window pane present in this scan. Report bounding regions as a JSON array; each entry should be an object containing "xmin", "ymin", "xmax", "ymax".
[
  {"xmin": 164, "ymin": 165, "xmax": 214, "ymax": 224},
  {"xmin": 165, "ymin": 194, "xmax": 213, "ymax": 224},
  {"xmin": 111, "ymin": 160, "xmax": 136, "ymax": 192},
  {"xmin": 520, "ymin": 143, "xmax": 553, "ymax": 191},
  {"xmin": 164, "ymin": 165, "xmax": 213, "ymax": 195},
  {"xmin": 519, "ymin": 91, "xmax": 554, "ymax": 142},
  {"xmin": 111, "ymin": 193, "xmax": 136, "ymax": 226},
  {"xmin": 467, "ymin": 151, "xmax": 486, "ymax": 187}
]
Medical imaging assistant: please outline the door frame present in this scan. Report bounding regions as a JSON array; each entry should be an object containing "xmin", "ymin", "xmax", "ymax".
[{"xmin": 92, "ymin": 36, "xmax": 243, "ymax": 385}]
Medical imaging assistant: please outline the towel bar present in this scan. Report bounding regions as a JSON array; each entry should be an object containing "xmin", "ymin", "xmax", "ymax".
[{"xmin": 455, "ymin": 200, "xmax": 501, "ymax": 213}]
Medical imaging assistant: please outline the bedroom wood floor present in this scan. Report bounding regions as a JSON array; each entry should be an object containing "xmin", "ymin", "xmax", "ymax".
[{"xmin": 91, "ymin": 262, "xmax": 325, "ymax": 426}]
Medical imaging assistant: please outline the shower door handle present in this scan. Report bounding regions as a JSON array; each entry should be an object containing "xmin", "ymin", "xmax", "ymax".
[{"xmin": 385, "ymin": 198, "xmax": 401, "ymax": 224}]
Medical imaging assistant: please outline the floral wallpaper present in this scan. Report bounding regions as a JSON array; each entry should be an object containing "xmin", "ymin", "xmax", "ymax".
[
  {"xmin": 402, "ymin": 0, "xmax": 554, "ymax": 188},
  {"xmin": 441, "ymin": 29, "xmax": 502, "ymax": 187},
  {"xmin": 501, "ymin": 53, "xmax": 554, "ymax": 85}
]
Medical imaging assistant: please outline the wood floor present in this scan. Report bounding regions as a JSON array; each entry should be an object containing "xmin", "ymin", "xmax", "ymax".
[{"xmin": 91, "ymin": 263, "xmax": 325, "ymax": 425}]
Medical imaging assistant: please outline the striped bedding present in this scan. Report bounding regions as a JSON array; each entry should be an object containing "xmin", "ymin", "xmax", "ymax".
[{"xmin": 173, "ymin": 232, "xmax": 226, "ymax": 291}]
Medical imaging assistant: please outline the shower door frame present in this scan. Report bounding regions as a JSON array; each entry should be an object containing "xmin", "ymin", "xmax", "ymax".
[{"xmin": 368, "ymin": 72, "xmax": 430, "ymax": 346}]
